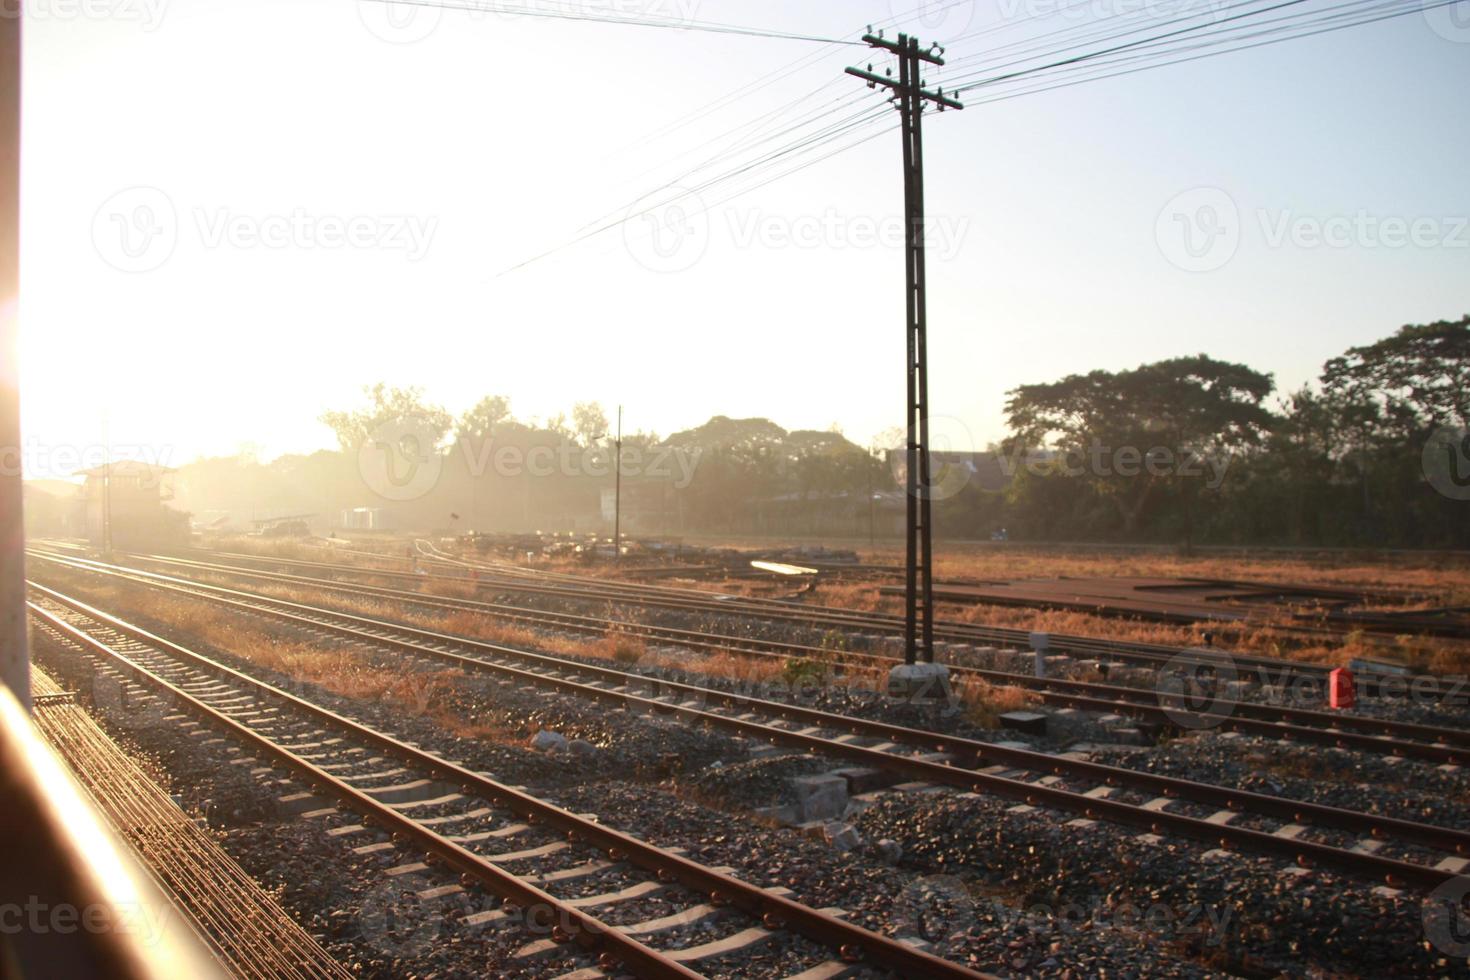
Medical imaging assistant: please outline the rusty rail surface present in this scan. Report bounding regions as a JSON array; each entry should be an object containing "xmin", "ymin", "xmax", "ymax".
[
  {"xmin": 29, "ymin": 592, "xmax": 991, "ymax": 980},
  {"xmin": 32, "ymin": 550, "xmax": 1470, "ymax": 759},
  {"xmin": 142, "ymin": 546, "xmax": 1468, "ymax": 700},
  {"xmin": 27, "ymin": 577, "xmax": 1467, "ymax": 893}
]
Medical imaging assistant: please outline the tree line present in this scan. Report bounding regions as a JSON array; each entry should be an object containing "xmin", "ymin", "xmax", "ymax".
[
  {"xmin": 993, "ymin": 315, "xmax": 1468, "ymax": 548},
  {"xmin": 168, "ymin": 315, "xmax": 1467, "ymax": 548}
]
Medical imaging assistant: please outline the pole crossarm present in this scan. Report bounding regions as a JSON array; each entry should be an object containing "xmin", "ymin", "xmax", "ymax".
[
  {"xmin": 844, "ymin": 67, "xmax": 964, "ymax": 111},
  {"xmin": 860, "ymin": 32, "xmax": 947, "ymax": 65}
]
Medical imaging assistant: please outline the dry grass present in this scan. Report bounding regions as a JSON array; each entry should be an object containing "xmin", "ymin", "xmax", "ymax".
[
  {"xmin": 590, "ymin": 543, "xmax": 1464, "ymax": 675},
  {"xmin": 940, "ymin": 598, "xmax": 1470, "ymax": 674},
  {"xmin": 141, "ymin": 568, "xmax": 1024, "ymax": 713},
  {"xmin": 925, "ymin": 549, "xmax": 1470, "ymax": 601},
  {"xmin": 773, "ymin": 545, "xmax": 1470, "ymax": 675},
  {"xmin": 668, "ymin": 534, "xmax": 1470, "ymax": 597},
  {"xmin": 956, "ymin": 675, "xmax": 1038, "ymax": 729},
  {"xmin": 425, "ymin": 578, "xmax": 483, "ymax": 599},
  {"xmin": 593, "ymin": 628, "xmax": 647, "ymax": 665},
  {"xmin": 54, "ymin": 585, "xmax": 517, "ymax": 744},
  {"xmin": 44, "ymin": 558, "xmax": 1055, "ymax": 738},
  {"xmin": 814, "ymin": 581, "xmax": 885, "ymax": 611},
  {"xmin": 196, "ymin": 573, "xmax": 800, "ymax": 690},
  {"xmin": 198, "ymin": 533, "xmax": 1470, "ymax": 674}
]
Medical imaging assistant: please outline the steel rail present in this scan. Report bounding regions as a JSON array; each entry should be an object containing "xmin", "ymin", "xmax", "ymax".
[
  {"xmin": 33, "ymin": 563, "xmax": 1470, "ymax": 859},
  {"xmin": 29, "ymin": 603, "xmax": 703, "ymax": 980},
  {"xmin": 187, "ymin": 548, "xmax": 1328, "ymax": 671},
  {"xmin": 28, "ymin": 590, "xmax": 991, "ymax": 980},
  {"xmin": 28, "ymin": 581, "xmax": 1463, "ymax": 892},
  {"xmin": 415, "ymin": 541, "xmax": 1405, "ymax": 674},
  {"xmin": 153, "ymin": 552, "xmax": 1470, "ymax": 745},
  {"xmin": 172, "ymin": 547, "xmax": 1464, "ymax": 697},
  {"xmin": 35, "ymin": 550, "xmax": 1470, "ymax": 756}
]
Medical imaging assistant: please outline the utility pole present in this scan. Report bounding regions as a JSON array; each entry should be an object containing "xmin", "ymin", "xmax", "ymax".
[
  {"xmin": 102, "ymin": 416, "xmax": 114, "ymax": 556},
  {"xmin": 613, "ymin": 404, "xmax": 622, "ymax": 560},
  {"xmin": 847, "ymin": 31, "xmax": 962, "ymax": 667},
  {"xmin": 867, "ymin": 443, "xmax": 876, "ymax": 550}
]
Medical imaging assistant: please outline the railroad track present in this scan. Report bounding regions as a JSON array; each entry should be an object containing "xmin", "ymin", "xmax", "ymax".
[
  {"xmin": 27, "ymin": 566, "xmax": 1470, "ymax": 892},
  {"xmin": 28, "ymin": 589, "xmax": 985, "ymax": 980},
  {"xmin": 27, "ymin": 667, "xmax": 353, "ymax": 980},
  {"xmin": 32, "ymin": 549, "xmax": 1470, "ymax": 762},
  {"xmin": 156, "ymin": 543, "xmax": 1463, "ymax": 698}
]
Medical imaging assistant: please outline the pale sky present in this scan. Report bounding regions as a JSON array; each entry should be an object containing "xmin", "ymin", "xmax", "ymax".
[{"xmin": 17, "ymin": 0, "xmax": 1470, "ymax": 479}]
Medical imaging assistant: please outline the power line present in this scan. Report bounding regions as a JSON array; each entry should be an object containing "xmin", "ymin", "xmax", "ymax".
[
  {"xmin": 577, "ymin": 88, "xmax": 881, "ymax": 235},
  {"xmin": 497, "ymin": 107, "xmax": 893, "ymax": 276},
  {"xmin": 496, "ymin": 0, "xmax": 1444, "ymax": 278},
  {"xmin": 942, "ymin": 0, "xmax": 1440, "ymax": 96},
  {"xmin": 615, "ymin": 118, "xmax": 901, "ymax": 263},
  {"xmin": 952, "ymin": 0, "xmax": 1319, "ymax": 91},
  {"xmin": 953, "ymin": 0, "xmax": 1458, "ymax": 105},
  {"xmin": 940, "ymin": 0, "xmax": 1235, "ymax": 73},
  {"xmin": 592, "ymin": 79, "xmax": 861, "ymax": 219},
  {"xmin": 606, "ymin": 0, "xmax": 977, "ymax": 159},
  {"xmin": 364, "ymin": 0, "xmax": 858, "ymax": 44},
  {"xmin": 611, "ymin": 41, "xmax": 857, "ymax": 157}
]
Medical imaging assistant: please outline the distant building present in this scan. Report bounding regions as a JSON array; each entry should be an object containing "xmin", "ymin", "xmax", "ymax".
[
  {"xmin": 76, "ymin": 461, "xmax": 188, "ymax": 549},
  {"xmin": 340, "ymin": 507, "xmax": 387, "ymax": 531},
  {"xmin": 251, "ymin": 514, "xmax": 314, "ymax": 538}
]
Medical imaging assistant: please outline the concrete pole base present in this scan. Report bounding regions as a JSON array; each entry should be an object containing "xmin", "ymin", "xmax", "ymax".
[{"xmin": 886, "ymin": 662, "xmax": 954, "ymax": 704}]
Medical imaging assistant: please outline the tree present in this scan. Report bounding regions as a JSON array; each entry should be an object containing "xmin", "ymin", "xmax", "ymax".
[
  {"xmin": 571, "ymin": 402, "xmax": 609, "ymax": 447},
  {"xmin": 1319, "ymin": 316, "xmax": 1470, "ymax": 541},
  {"xmin": 319, "ymin": 384, "xmax": 452, "ymax": 451},
  {"xmin": 1005, "ymin": 355, "xmax": 1275, "ymax": 538},
  {"xmin": 1323, "ymin": 316, "xmax": 1470, "ymax": 431},
  {"xmin": 1252, "ymin": 387, "xmax": 1339, "ymax": 543},
  {"xmin": 455, "ymin": 395, "xmax": 512, "ymax": 446}
]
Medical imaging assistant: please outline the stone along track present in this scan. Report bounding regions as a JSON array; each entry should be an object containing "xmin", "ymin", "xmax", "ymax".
[
  {"xmin": 157, "ymin": 545, "xmax": 1467, "ymax": 701},
  {"xmin": 35, "ymin": 549, "xmax": 1470, "ymax": 764},
  {"xmin": 26, "ymin": 567, "xmax": 1470, "ymax": 894},
  {"xmin": 27, "ymin": 590, "xmax": 986, "ymax": 980}
]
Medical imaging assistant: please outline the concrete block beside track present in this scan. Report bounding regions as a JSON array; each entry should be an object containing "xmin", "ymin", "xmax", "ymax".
[{"xmin": 791, "ymin": 773, "xmax": 848, "ymax": 822}]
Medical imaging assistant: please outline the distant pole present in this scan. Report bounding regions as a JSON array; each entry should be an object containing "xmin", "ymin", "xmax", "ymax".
[
  {"xmin": 102, "ymin": 417, "xmax": 114, "ymax": 555},
  {"xmin": 613, "ymin": 405, "xmax": 622, "ymax": 560},
  {"xmin": 867, "ymin": 443, "xmax": 876, "ymax": 549},
  {"xmin": 0, "ymin": 6, "xmax": 23, "ymax": 707},
  {"xmin": 848, "ymin": 32, "xmax": 962, "ymax": 666}
]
